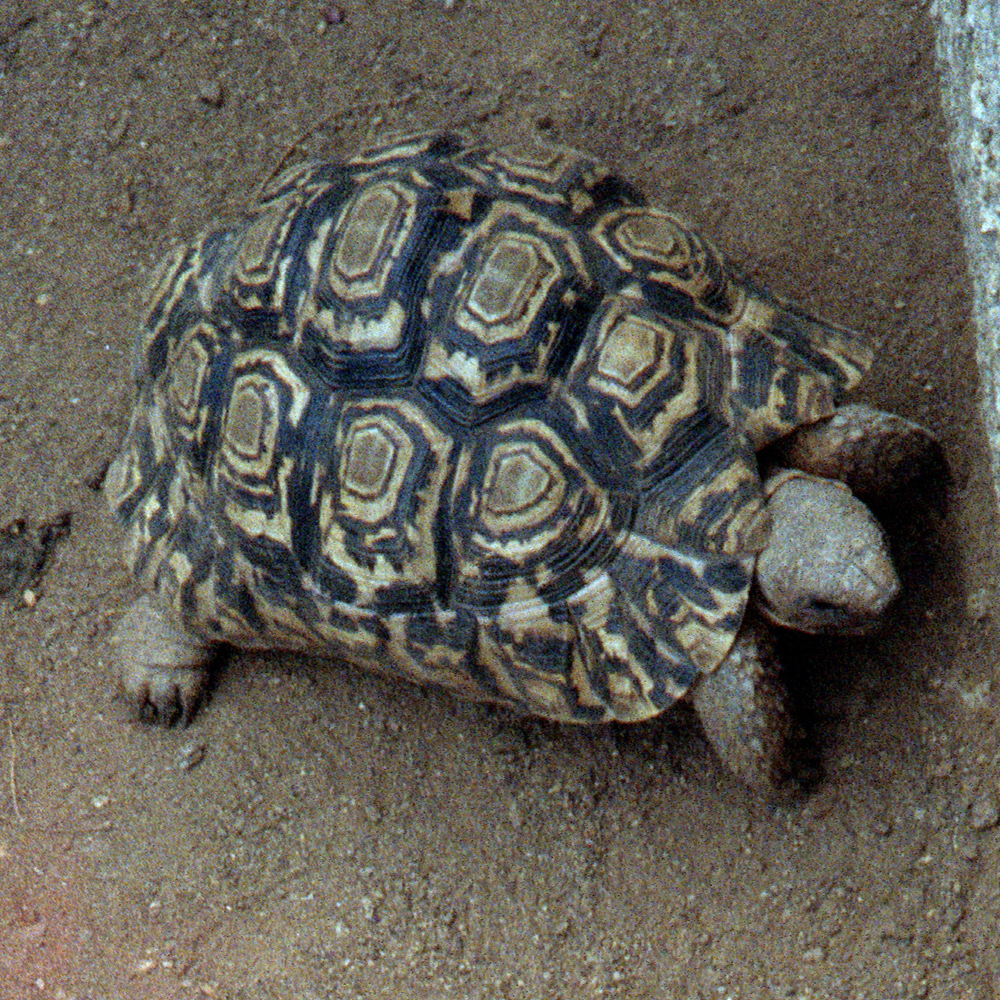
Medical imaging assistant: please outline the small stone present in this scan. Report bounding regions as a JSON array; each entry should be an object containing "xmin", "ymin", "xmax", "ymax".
[
  {"xmin": 490, "ymin": 730, "xmax": 524, "ymax": 756},
  {"xmin": 878, "ymin": 918, "xmax": 912, "ymax": 942},
  {"xmin": 35, "ymin": 293, "xmax": 52, "ymax": 307},
  {"xmin": 177, "ymin": 741, "xmax": 206, "ymax": 771},
  {"xmin": 955, "ymin": 836, "xmax": 979, "ymax": 862},
  {"xmin": 929, "ymin": 759, "xmax": 953, "ymax": 779},
  {"xmin": 197, "ymin": 79, "xmax": 225, "ymax": 108},
  {"xmin": 508, "ymin": 800, "xmax": 524, "ymax": 828},
  {"xmin": 22, "ymin": 588, "xmax": 36, "ymax": 608},
  {"xmin": 702, "ymin": 59, "xmax": 727, "ymax": 96},
  {"xmin": 802, "ymin": 946, "xmax": 825, "ymax": 962},
  {"xmin": 320, "ymin": 4, "xmax": 344, "ymax": 23},
  {"xmin": 959, "ymin": 681, "xmax": 992, "ymax": 711},
  {"xmin": 969, "ymin": 791, "xmax": 999, "ymax": 831},
  {"xmin": 107, "ymin": 111, "xmax": 131, "ymax": 147},
  {"xmin": 803, "ymin": 785, "xmax": 838, "ymax": 821},
  {"xmin": 869, "ymin": 813, "xmax": 893, "ymax": 836},
  {"xmin": 966, "ymin": 587, "xmax": 992, "ymax": 621}
]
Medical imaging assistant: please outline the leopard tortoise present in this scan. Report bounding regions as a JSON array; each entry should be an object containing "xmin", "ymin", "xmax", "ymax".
[{"xmin": 105, "ymin": 131, "xmax": 941, "ymax": 794}]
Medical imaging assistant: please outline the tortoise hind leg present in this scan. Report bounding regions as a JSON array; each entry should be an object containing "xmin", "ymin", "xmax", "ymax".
[
  {"xmin": 691, "ymin": 615, "xmax": 801, "ymax": 798},
  {"xmin": 112, "ymin": 595, "xmax": 216, "ymax": 725}
]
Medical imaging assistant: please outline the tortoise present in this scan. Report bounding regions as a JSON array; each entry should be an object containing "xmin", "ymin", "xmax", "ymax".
[{"xmin": 105, "ymin": 131, "xmax": 941, "ymax": 794}]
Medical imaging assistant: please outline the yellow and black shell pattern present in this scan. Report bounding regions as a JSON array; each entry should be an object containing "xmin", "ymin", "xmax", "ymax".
[{"xmin": 106, "ymin": 131, "xmax": 873, "ymax": 723}]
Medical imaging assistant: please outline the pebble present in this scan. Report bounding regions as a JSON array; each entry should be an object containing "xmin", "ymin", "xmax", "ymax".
[
  {"xmin": 928, "ymin": 759, "xmax": 954, "ymax": 779},
  {"xmin": 959, "ymin": 681, "xmax": 992, "ymax": 711},
  {"xmin": 869, "ymin": 813, "xmax": 893, "ymax": 837},
  {"xmin": 965, "ymin": 587, "xmax": 993, "ymax": 621},
  {"xmin": 197, "ymin": 79, "xmax": 225, "ymax": 108},
  {"xmin": 508, "ymin": 800, "xmax": 524, "ymax": 828},
  {"xmin": 969, "ymin": 791, "xmax": 999, "ymax": 831},
  {"xmin": 802, "ymin": 946, "xmax": 825, "ymax": 962},
  {"xmin": 878, "ymin": 918, "xmax": 912, "ymax": 942},
  {"xmin": 177, "ymin": 741, "xmax": 206, "ymax": 771},
  {"xmin": 955, "ymin": 836, "xmax": 979, "ymax": 862}
]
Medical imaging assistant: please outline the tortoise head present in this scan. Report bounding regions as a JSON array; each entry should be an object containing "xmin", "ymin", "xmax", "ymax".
[{"xmin": 753, "ymin": 470, "xmax": 900, "ymax": 635}]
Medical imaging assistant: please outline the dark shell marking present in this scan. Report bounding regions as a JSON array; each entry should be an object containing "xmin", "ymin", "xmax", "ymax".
[{"xmin": 107, "ymin": 131, "xmax": 873, "ymax": 723}]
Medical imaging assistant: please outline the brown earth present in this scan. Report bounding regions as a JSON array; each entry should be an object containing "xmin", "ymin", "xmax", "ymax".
[{"xmin": 1, "ymin": 2, "xmax": 999, "ymax": 998}]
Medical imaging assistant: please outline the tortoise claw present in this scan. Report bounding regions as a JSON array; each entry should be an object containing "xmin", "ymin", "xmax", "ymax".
[{"xmin": 112, "ymin": 596, "xmax": 215, "ymax": 725}]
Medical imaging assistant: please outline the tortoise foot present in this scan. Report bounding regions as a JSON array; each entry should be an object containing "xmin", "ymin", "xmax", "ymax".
[
  {"xmin": 692, "ymin": 616, "xmax": 801, "ymax": 799},
  {"xmin": 112, "ymin": 595, "xmax": 215, "ymax": 725}
]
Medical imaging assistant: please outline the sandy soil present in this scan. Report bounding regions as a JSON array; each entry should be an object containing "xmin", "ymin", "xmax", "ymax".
[{"xmin": 1, "ymin": 2, "xmax": 999, "ymax": 997}]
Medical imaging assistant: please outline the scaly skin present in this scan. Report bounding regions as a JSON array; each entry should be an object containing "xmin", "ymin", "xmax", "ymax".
[
  {"xmin": 112, "ymin": 595, "xmax": 213, "ymax": 725},
  {"xmin": 771, "ymin": 403, "xmax": 946, "ymax": 507},
  {"xmin": 692, "ymin": 616, "xmax": 798, "ymax": 797},
  {"xmin": 692, "ymin": 467, "xmax": 900, "ymax": 795}
]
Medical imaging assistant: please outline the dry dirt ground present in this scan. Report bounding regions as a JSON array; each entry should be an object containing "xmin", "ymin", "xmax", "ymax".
[{"xmin": 1, "ymin": 2, "xmax": 999, "ymax": 998}]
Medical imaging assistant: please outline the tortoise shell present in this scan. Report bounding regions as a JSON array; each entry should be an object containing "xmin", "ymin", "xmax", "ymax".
[{"xmin": 106, "ymin": 131, "xmax": 873, "ymax": 723}]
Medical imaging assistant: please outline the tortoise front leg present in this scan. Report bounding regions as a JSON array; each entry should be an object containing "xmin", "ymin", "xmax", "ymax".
[
  {"xmin": 771, "ymin": 402, "xmax": 945, "ymax": 507},
  {"xmin": 691, "ymin": 615, "xmax": 799, "ymax": 798}
]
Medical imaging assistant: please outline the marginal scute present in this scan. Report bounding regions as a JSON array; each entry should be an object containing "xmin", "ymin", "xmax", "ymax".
[
  {"xmin": 592, "ymin": 206, "xmax": 740, "ymax": 319},
  {"xmin": 489, "ymin": 141, "xmax": 586, "ymax": 183},
  {"xmin": 105, "ymin": 437, "xmax": 144, "ymax": 514},
  {"xmin": 616, "ymin": 210, "xmax": 685, "ymax": 260},
  {"xmin": 161, "ymin": 321, "xmax": 227, "ymax": 460},
  {"xmin": 227, "ymin": 192, "xmax": 313, "ymax": 313},
  {"xmin": 236, "ymin": 200, "xmax": 296, "ymax": 281},
  {"xmin": 168, "ymin": 335, "xmax": 210, "ymax": 422}
]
